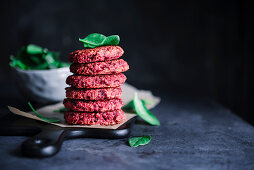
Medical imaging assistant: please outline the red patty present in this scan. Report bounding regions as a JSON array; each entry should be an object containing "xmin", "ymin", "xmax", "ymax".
[
  {"xmin": 66, "ymin": 73, "xmax": 126, "ymax": 89},
  {"xmin": 64, "ymin": 109, "xmax": 126, "ymax": 126},
  {"xmin": 70, "ymin": 59, "xmax": 129, "ymax": 75},
  {"xmin": 66, "ymin": 87, "xmax": 122, "ymax": 100},
  {"xmin": 68, "ymin": 46, "xmax": 124, "ymax": 63},
  {"xmin": 63, "ymin": 98, "xmax": 123, "ymax": 112}
]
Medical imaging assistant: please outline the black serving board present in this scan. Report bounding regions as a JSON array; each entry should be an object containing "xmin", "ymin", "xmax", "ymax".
[{"xmin": 0, "ymin": 111, "xmax": 136, "ymax": 158}]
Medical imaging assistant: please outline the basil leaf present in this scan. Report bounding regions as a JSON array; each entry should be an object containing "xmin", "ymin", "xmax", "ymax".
[
  {"xmin": 133, "ymin": 93, "xmax": 160, "ymax": 125},
  {"xmin": 10, "ymin": 55, "xmax": 27, "ymax": 69},
  {"xmin": 79, "ymin": 33, "xmax": 106, "ymax": 48},
  {"xmin": 10, "ymin": 44, "xmax": 70, "ymax": 70},
  {"xmin": 129, "ymin": 135, "xmax": 151, "ymax": 147},
  {"xmin": 30, "ymin": 61, "xmax": 50, "ymax": 70},
  {"xmin": 53, "ymin": 107, "xmax": 66, "ymax": 113},
  {"xmin": 103, "ymin": 35, "xmax": 120, "ymax": 46},
  {"xmin": 29, "ymin": 55, "xmax": 42, "ymax": 65},
  {"xmin": 123, "ymin": 99, "xmax": 155, "ymax": 112},
  {"xmin": 28, "ymin": 102, "xmax": 60, "ymax": 123},
  {"xmin": 26, "ymin": 44, "xmax": 43, "ymax": 54},
  {"xmin": 79, "ymin": 33, "xmax": 120, "ymax": 48},
  {"xmin": 43, "ymin": 52, "xmax": 58, "ymax": 69},
  {"xmin": 16, "ymin": 47, "xmax": 27, "ymax": 61},
  {"xmin": 122, "ymin": 99, "xmax": 146, "ymax": 112},
  {"xmin": 58, "ymin": 62, "xmax": 71, "ymax": 68}
]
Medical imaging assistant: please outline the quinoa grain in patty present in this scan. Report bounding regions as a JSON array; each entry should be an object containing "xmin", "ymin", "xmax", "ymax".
[
  {"xmin": 66, "ymin": 87, "xmax": 122, "ymax": 100},
  {"xmin": 70, "ymin": 59, "xmax": 129, "ymax": 75},
  {"xmin": 66, "ymin": 73, "xmax": 126, "ymax": 89},
  {"xmin": 68, "ymin": 46, "xmax": 124, "ymax": 64},
  {"xmin": 63, "ymin": 98, "xmax": 123, "ymax": 112},
  {"xmin": 64, "ymin": 110, "xmax": 126, "ymax": 125}
]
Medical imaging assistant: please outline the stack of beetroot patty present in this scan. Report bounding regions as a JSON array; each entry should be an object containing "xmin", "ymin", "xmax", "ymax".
[{"xmin": 63, "ymin": 46, "xmax": 129, "ymax": 125}]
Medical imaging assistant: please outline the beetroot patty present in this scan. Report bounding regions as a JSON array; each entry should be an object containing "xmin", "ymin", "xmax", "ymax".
[
  {"xmin": 63, "ymin": 98, "xmax": 123, "ymax": 112},
  {"xmin": 66, "ymin": 87, "xmax": 122, "ymax": 100},
  {"xmin": 70, "ymin": 59, "xmax": 129, "ymax": 75},
  {"xmin": 68, "ymin": 46, "xmax": 124, "ymax": 63},
  {"xmin": 64, "ymin": 109, "xmax": 126, "ymax": 125},
  {"xmin": 66, "ymin": 73, "xmax": 126, "ymax": 89}
]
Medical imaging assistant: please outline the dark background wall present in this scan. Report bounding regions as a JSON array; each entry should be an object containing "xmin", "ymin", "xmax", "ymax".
[{"xmin": 0, "ymin": 0, "xmax": 253, "ymax": 123}]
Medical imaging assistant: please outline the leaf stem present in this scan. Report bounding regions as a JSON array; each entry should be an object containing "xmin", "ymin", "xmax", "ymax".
[{"xmin": 28, "ymin": 102, "xmax": 60, "ymax": 123}]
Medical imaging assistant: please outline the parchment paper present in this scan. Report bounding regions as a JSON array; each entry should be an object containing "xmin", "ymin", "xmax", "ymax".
[{"xmin": 8, "ymin": 83, "xmax": 161, "ymax": 129}]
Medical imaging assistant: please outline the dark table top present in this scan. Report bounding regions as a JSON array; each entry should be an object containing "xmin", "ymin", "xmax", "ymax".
[{"xmin": 0, "ymin": 87, "xmax": 254, "ymax": 170}]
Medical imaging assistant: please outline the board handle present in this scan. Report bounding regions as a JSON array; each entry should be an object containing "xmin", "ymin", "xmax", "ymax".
[{"xmin": 21, "ymin": 129, "xmax": 65, "ymax": 158}]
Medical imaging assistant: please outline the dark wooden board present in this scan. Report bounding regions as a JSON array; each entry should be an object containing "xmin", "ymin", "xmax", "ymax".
[{"xmin": 0, "ymin": 111, "xmax": 136, "ymax": 158}]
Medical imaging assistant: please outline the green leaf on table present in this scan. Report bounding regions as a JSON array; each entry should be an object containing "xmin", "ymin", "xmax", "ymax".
[
  {"xmin": 133, "ymin": 93, "xmax": 160, "ymax": 125},
  {"xmin": 53, "ymin": 107, "xmax": 67, "ymax": 113},
  {"xmin": 129, "ymin": 135, "xmax": 151, "ymax": 147},
  {"xmin": 122, "ymin": 99, "xmax": 147, "ymax": 112},
  {"xmin": 28, "ymin": 102, "xmax": 60, "ymax": 123},
  {"xmin": 122, "ymin": 99, "xmax": 155, "ymax": 112},
  {"xmin": 79, "ymin": 33, "xmax": 120, "ymax": 48}
]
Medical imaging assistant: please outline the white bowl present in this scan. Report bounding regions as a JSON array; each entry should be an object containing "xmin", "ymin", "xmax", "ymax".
[{"xmin": 11, "ymin": 67, "xmax": 71, "ymax": 103}]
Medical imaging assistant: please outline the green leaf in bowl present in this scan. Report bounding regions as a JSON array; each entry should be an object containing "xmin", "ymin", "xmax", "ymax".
[
  {"xmin": 10, "ymin": 44, "xmax": 70, "ymax": 70},
  {"xmin": 26, "ymin": 44, "xmax": 44, "ymax": 54},
  {"xmin": 10, "ymin": 55, "xmax": 27, "ymax": 70},
  {"xmin": 53, "ymin": 107, "xmax": 67, "ymax": 113}
]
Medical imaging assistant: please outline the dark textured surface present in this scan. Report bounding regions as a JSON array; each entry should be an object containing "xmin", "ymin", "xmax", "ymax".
[{"xmin": 0, "ymin": 95, "xmax": 254, "ymax": 170}]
